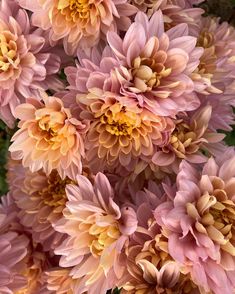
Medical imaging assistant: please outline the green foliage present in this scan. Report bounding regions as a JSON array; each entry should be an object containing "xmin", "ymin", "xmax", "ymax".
[{"xmin": 0, "ymin": 120, "xmax": 10, "ymax": 196}]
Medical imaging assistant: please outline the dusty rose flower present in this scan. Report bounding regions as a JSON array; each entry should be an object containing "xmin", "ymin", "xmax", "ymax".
[
  {"xmin": 107, "ymin": 10, "xmax": 203, "ymax": 116},
  {"xmin": 128, "ymin": 0, "xmax": 203, "ymax": 32},
  {"xmin": 0, "ymin": 0, "xmax": 61, "ymax": 128},
  {"xmin": 78, "ymin": 90, "xmax": 174, "ymax": 173},
  {"xmin": 152, "ymin": 105, "xmax": 225, "ymax": 170},
  {"xmin": 54, "ymin": 172, "xmax": 137, "ymax": 294},
  {"xmin": 192, "ymin": 16, "xmax": 235, "ymax": 95},
  {"xmin": 155, "ymin": 154, "xmax": 235, "ymax": 294},
  {"xmin": 9, "ymin": 94, "xmax": 87, "ymax": 180},
  {"xmin": 19, "ymin": 0, "xmax": 137, "ymax": 55},
  {"xmin": 7, "ymin": 159, "xmax": 72, "ymax": 251}
]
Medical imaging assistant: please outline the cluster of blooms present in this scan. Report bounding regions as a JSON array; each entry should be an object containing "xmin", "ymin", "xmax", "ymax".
[{"xmin": 1, "ymin": 0, "xmax": 235, "ymax": 293}]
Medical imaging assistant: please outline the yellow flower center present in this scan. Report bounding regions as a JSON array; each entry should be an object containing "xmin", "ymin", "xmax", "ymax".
[
  {"xmin": 88, "ymin": 222, "xmax": 121, "ymax": 257},
  {"xmin": 0, "ymin": 31, "xmax": 19, "ymax": 72},
  {"xmin": 38, "ymin": 170, "xmax": 71, "ymax": 208},
  {"xmin": 101, "ymin": 106, "xmax": 140, "ymax": 137},
  {"xmin": 187, "ymin": 177, "xmax": 235, "ymax": 256},
  {"xmin": 58, "ymin": 0, "xmax": 91, "ymax": 24},
  {"xmin": 132, "ymin": 56, "xmax": 172, "ymax": 92}
]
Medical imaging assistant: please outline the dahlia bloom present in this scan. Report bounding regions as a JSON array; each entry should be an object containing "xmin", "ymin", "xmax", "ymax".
[
  {"xmin": 155, "ymin": 154, "xmax": 235, "ymax": 294},
  {"xmin": 152, "ymin": 105, "xmax": 225, "ymax": 169},
  {"xmin": 192, "ymin": 16, "xmax": 235, "ymax": 95},
  {"xmin": 79, "ymin": 90, "xmax": 174, "ymax": 172},
  {"xmin": 7, "ymin": 159, "xmax": 72, "ymax": 251},
  {"xmin": 107, "ymin": 10, "xmax": 203, "ymax": 116},
  {"xmin": 9, "ymin": 94, "xmax": 87, "ymax": 180},
  {"xmin": 0, "ymin": 0, "xmax": 61, "ymax": 128},
  {"xmin": 54, "ymin": 172, "xmax": 138, "ymax": 293},
  {"xmin": 19, "ymin": 0, "xmax": 137, "ymax": 55}
]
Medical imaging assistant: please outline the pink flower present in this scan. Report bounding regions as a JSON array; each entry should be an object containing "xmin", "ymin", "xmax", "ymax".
[
  {"xmin": 7, "ymin": 159, "xmax": 72, "ymax": 252},
  {"xmin": 0, "ymin": 0, "xmax": 61, "ymax": 128},
  {"xmin": 18, "ymin": 0, "xmax": 137, "ymax": 55},
  {"xmin": 9, "ymin": 94, "xmax": 87, "ymax": 180},
  {"xmin": 192, "ymin": 16, "xmax": 235, "ymax": 95},
  {"xmin": 155, "ymin": 153, "xmax": 235, "ymax": 294},
  {"xmin": 106, "ymin": 10, "xmax": 203, "ymax": 116},
  {"xmin": 79, "ymin": 90, "xmax": 174, "ymax": 173},
  {"xmin": 152, "ymin": 105, "xmax": 225, "ymax": 171},
  {"xmin": 54, "ymin": 172, "xmax": 137, "ymax": 293}
]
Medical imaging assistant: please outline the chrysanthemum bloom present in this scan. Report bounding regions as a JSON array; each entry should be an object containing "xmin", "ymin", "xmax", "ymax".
[
  {"xmin": 107, "ymin": 10, "xmax": 203, "ymax": 116},
  {"xmin": 54, "ymin": 172, "xmax": 138, "ymax": 294},
  {"xmin": 192, "ymin": 16, "xmax": 235, "ymax": 95},
  {"xmin": 45, "ymin": 268, "xmax": 75, "ymax": 294},
  {"xmin": 7, "ymin": 159, "xmax": 72, "ymax": 251},
  {"xmin": 152, "ymin": 105, "xmax": 225, "ymax": 169},
  {"xmin": 78, "ymin": 90, "xmax": 174, "ymax": 172},
  {"xmin": 155, "ymin": 155, "xmax": 235, "ymax": 294},
  {"xmin": 18, "ymin": 0, "xmax": 137, "ymax": 55},
  {"xmin": 128, "ymin": 0, "xmax": 203, "ymax": 33},
  {"xmin": 0, "ymin": 0, "xmax": 61, "ymax": 128},
  {"xmin": 120, "ymin": 234, "xmax": 201, "ymax": 294},
  {"xmin": 9, "ymin": 94, "xmax": 87, "ymax": 180}
]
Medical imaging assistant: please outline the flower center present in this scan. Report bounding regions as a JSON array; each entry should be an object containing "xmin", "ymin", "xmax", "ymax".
[
  {"xmin": 0, "ymin": 31, "xmax": 19, "ymax": 72},
  {"xmin": 88, "ymin": 222, "xmax": 121, "ymax": 257},
  {"xmin": 163, "ymin": 120, "xmax": 198, "ymax": 158},
  {"xmin": 197, "ymin": 31, "xmax": 215, "ymax": 49},
  {"xmin": 101, "ymin": 107, "xmax": 139, "ymax": 137},
  {"xmin": 187, "ymin": 177, "xmax": 235, "ymax": 255},
  {"xmin": 58, "ymin": 0, "xmax": 91, "ymax": 24},
  {"xmin": 131, "ymin": 56, "xmax": 171, "ymax": 92},
  {"xmin": 38, "ymin": 170, "xmax": 71, "ymax": 208}
]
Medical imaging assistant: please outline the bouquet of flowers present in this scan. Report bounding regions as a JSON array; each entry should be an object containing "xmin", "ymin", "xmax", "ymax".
[{"xmin": 1, "ymin": 0, "xmax": 235, "ymax": 293}]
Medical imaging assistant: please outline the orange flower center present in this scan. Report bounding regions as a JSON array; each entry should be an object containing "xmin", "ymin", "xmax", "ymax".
[
  {"xmin": 38, "ymin": 170, "xmax": 71, "ymax": 208},
  {"xmin": 0, "ymin": 31, "xmax": 19, "ymax": 72},
  {"xmin": 100, "ymin": 106, "xmax": 140, "ymax": 137},
  {"xmin": 197, "ymin": 31, "xmax": 215, "ymax": 48},
  {"xmin": 132, "ymin": 56, "xmax": 171, "ymax": 92},
  {"xmin": 58, "ymin": 0, "xmax": 91, "ymax": 24}
]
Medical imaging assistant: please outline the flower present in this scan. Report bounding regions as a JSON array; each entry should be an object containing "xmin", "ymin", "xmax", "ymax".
[
  {"xmin": 152, "ymin": 105, "xmax": 225, "ymax": 170},
  {"xmin": 128, "ymin": 0, "xmax": 203, "ymax": 32},
  {"xmin": 54, "ymin": 172, "xmax": 137, "ymax": 293},
  {"xmin": 7, "ymin": 159, "xmax": 72, "ymax": 251},
  {"xmin": 9, "ymin": 94, "xmax": 87, "ymax": 180},
  {"xmin": 107, "ymin": 10, "xmax": 203, "ymax": 116},
  {"xmin": 0, "ymin": 0, "xmax": 61, "ymax": 128},
  {"xmin": 18, "ymin": 0, "xmax": 137, "ymax": 55},
  {"xmin": 192, "ymin": 16, "xmax": 235, "ymax": 95},
  {"xmin": 155, "ymin": 154, "xmax": 235, "ymax": 294},
  {"xmin": 44, "ymin": 268, "xmax": 75, "ymax": 294},
  {"xmin": 79, "ymin": 90, "xmax": 174, "ymax": 172}
]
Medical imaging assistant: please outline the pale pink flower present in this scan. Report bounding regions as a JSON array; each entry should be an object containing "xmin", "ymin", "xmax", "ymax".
[
  {"xmin": 9, "ymin": 94, "xmax": 87, "ymax": 180},
  {"xmin": 128, "ymin": 0, "xmax": 203, "ymax": 32},
  {"xmin": 54, "ymin": 172, "xmax": 137, "ymax": 294},
  {"xmin": 192, "ymin": 16, "xmax": 235, "ymax": 95},
  {"xmin": 155, "ymin": 153, "xmax": 235, "ymax": 294},
  {"xmin": 0, "ymin": 0, "xmax": 61, "ymax": 128},
  {"xmin": 7, "ymin": 159, "xmax": 71, "ymax": 251},
  {"xmin": 107, "ymin": 10, "xmax": 203, "ymax": 116},
  {"xmin": 152, "ymin": 105, "xmax": 225, "ymax": 170},
  {"xmin": 18, "ymin": 0, "xmax": 137, "ymax": 55}
]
